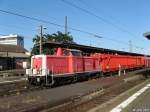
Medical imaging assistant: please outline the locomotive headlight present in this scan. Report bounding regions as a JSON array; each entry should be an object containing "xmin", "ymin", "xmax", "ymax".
[
  {"xmin": 33, "ymin": 69, "xmax": 37, "ymax": 75},
  {"xmin": 42, "ymin": 69, "xmax": 48, "ymax": 76}
]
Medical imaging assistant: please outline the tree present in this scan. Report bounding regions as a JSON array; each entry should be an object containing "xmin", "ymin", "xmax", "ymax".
[
  {"xmin": 45, "ymin": 31, "xmax": 74, "ymax": 43},
  {"xmin": 31, "ymin": 31, "xmax": 74, "ymax": 55}
]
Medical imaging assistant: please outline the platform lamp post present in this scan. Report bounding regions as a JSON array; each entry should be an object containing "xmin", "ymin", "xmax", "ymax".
[
  {"xmin": 143, "ymin": 32, "xmax": 150, "ymax": 40},
  {"xmin": 143, "ymin": 32, "xmax": 150, "ymax": 53},
  {"xmin": 143, "ymin": 32, "xmax": 150, "ymax": 64}
]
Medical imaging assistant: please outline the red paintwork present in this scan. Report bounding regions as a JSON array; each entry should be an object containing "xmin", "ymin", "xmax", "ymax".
[
  {"xmin": 31, "ymin": 48, "xmax": 150, "ymax": 77},
  {"xmin": 32, "ymin": 57, "xmax": 42, "ymax": 70},
  {"xmin": 92, "ymin": 54, "xmax": 145, "ymax": 73},
  {"xmin": 46, "ymin": 55, "xmax": 96, "ymax": 76},
  {"xmin": 47, "ymin": 56, "xmax": 69, "ymax": 75}
]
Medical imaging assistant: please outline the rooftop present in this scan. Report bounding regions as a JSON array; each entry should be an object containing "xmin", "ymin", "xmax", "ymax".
[
  {"xmin": 36, "ymin": 41, "xmax": 149, "ymax": 56},
  {"xmin": 0, "ymin": 44, "xmax": 28, "ymax": 53},
  {"xmin": 0, "ymin": 34, "xmax": 23, "ymax": 38}
]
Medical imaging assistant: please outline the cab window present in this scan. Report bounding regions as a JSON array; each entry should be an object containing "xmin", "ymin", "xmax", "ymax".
[
  {"xmin": 63, "ymin": 50, "xmax": 70, "ymax": 56},
  {"xmin": 71, "ymin": 51, "xmax": 82, "ymax": 56}
]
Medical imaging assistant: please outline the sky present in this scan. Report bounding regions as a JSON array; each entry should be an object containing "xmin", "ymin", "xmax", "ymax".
[{"xmin": 0, "ymin": 0, "xmax": 150, "ymax": 54}]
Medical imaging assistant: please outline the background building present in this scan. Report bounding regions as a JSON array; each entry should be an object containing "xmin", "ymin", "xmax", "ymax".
[
  {"xmin": 0, "ymin": 44, "xmax": 29, "ymax": 70},
  {"xmin": 0, "ymin": 34, "xmax": 29, "ymax": 71},
  {"xmin": 0, "ymin": 34, "xmax": 24, "ymax": 47}
]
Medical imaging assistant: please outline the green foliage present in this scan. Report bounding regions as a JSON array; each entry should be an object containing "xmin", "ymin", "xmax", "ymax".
[
  {"xmin": 43, "ymin": 48, "xmax": 55, "ymax": 55},
  {"xmin": 31, "ymin": 31, "xmax": 74, "ymax": 55},
  {"xmin": 45, "ymin": 31, "xmax": 74, "ymax": 43},
  {"xmin": 31, "ymin": 47, "xmax": 39, "ymax": 56}
]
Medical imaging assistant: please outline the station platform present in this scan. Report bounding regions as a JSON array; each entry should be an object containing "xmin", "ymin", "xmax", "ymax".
[
  {"xmin": 88, "ymin": 78, "xmax": 150, "ymax": 112},
  {"xmin": 122, "ymin": 84, "xmax": 150, "ymax": 112}
]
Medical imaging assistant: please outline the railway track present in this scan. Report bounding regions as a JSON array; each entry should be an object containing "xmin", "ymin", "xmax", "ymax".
[
  {"xmin": 0, "ymin": 68, "xmax": 149, "ymax": 112},
  {"xmin": 0, "ymin": 69, "xmax": 26, "ymax": 77},
  {"xmin": 42, "ymin": 78, "xmax": 146, "ymax": 112},
  {"xmin": 0, "ymin": 78, "xmax": 46, "ymax": 97},
  {"xmin": 0, "ymin": 73, "xmax": 148, "ymax": 112},
  {"xmin": 0, "ymin": 68, "xmax": 149, "ymax": 98}
]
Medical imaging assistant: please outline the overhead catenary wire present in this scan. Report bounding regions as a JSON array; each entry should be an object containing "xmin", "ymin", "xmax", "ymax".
[
  {"xmin": 0, "ymin": 22, "xmax": 129, "ymax": 47},
  {"xmin": 61, "ymin": 0, "xmax": 146, "ymax": 42},
  {"xmin": 0, "ymin": 9, "xmax": 96, "ymax": 36},
  {"xmin": 0, "ymin": 21, "xmax": 127, "ymax": 46},
  {"xmin": 0, "ymin": 9, "xmax": 126, "ymax": 43},
  {"xmin": 61, "ymin": 0, "xmax": 147, "ymax": 51},
  {"xmin": 76, "ymin": 0, "xmax": 141, "ymax": 39},
  {"xmin": 0, "ymin": 9, "xmax": 146, "ymax": 53}
]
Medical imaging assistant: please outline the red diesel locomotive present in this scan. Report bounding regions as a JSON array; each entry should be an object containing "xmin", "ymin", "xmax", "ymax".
[{"xmin": 27, "ymin": 48, "xmax": 150, "ymax": 86}]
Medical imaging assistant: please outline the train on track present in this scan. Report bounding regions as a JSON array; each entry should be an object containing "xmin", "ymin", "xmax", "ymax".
[{"xmin": 27, "ymin": 47, "xmax": 150, "ymax": 86}]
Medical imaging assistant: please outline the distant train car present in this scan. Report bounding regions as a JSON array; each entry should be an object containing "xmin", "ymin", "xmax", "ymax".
[
  {"xmin": 92, "ymin": 54, "xmax": 145, "ymax": 73},
  {"xmin": 27, "ymin": 48, "xmax": 147, "ymax": 86}
]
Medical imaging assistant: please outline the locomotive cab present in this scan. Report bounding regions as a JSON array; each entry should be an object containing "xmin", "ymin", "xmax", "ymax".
[{"xmin": 26, "ymin": 48, "xmax": 83, "ymax": 86}]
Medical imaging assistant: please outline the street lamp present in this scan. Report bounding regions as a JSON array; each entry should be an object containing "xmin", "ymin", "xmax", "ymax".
[
  {"xmin": 39, "ymin": 25, "xmax": 47, "ymax": 54},
  {"xmin": 143, "ymin": 32, "xmax": 150, "ymax": 55}
]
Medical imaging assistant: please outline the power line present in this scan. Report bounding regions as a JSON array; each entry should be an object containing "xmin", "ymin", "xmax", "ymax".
[
  {"xmin": 0, "ymin": 9, "xmax": 65, "ymax": 27},
  {"xmin": 61, "ymin": 0, "xmax": 147, "ymax": 52},
  {"xmin": 76, "ymin": 0, "xmax": 131, "ymax": 32},
  {"xmin": 0, "ymin": 9, "xmax": 146, "ymax": 52},
  {"xmin": 0, "ymin": 9, "xmax": 101, "ymax": 37},
  {"xmin": 61, "ymin": 0, "xmax": 144, "ymax": 41}
]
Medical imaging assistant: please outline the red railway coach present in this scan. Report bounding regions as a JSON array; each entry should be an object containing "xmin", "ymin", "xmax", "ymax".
[
  {"xmin": 27, "ymin": 48, "xmax": 147, "ymax": 86},
  {"xmin": 93, "ymin": 54, "xmax": 145, "ymax": 73}
]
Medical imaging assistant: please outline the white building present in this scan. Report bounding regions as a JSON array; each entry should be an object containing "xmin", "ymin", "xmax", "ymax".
[{"xmin": 0, "ymin": 34, "xmax": 24, "ymax": 47}]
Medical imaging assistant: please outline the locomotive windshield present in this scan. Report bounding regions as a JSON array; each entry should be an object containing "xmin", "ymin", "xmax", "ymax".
[
  {"xmin": 71, "ymin": 50, "xmax": 82, "ymax": 56},
  {"xmin": 64, "ymin": 50, "xmax": 70, "ymax": 56},
  {"xmin": 63, "ymin": 49, "xmax": 82, "ymax": 56}
]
